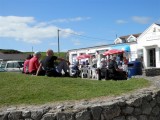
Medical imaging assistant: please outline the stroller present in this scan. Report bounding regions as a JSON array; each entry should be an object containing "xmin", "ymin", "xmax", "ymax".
[{"xmin": 69, "ymin": 63, "xmax": 80, "ymax": 77}]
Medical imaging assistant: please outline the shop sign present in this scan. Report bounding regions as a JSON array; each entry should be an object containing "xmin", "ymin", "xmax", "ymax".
[{"xmin": 146, "ymin": 35, "xmax": 160, "ymax": 41}]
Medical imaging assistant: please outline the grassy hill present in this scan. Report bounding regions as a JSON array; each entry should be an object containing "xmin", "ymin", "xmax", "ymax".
[
  {"xmin": 0, "ymin": 49, "xmax": 68, "ymax": 60},
  {"xmin": 0, "ymin": 49, "xmax": 22, "ymax": 54},
  {"xmin": 0, "ymin": 72, "xmax": 150, "ymax": 106},
  {"xmin": 25, "ymin": 52, "xmax": 68, "ymax": 59}
]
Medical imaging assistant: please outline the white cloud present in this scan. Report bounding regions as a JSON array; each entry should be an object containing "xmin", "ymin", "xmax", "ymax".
[
  {"xmin": 0, "ymin": 16, "xmax": 76, "ymax": 44},
  {"xmin": 51, "ymin": 17, "xmax": 91, "ymax": 23},
  {"xmin": 71, "ymin": 39, "xmax": 81, "ymax": 46},
  {"xmin": 132, "ymin": 16, "xmax": 151, "ymax": 24},
  {"xmin": 116, "ymin": 19, "xmax": 128, "ymax": 24}
]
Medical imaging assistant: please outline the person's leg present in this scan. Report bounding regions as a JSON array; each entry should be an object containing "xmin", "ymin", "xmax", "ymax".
[
  {"xmin": 57, "ymin": 61, "xmax": 69, "ymax": 73},
  {"xmin": 30, "ymin": 70, "xmax": 37, "ymax": 75},
  {"xmin": 38, "ymin": 70, "xmax": 46, "ymax": 76},
  {"xmin": 46, "ymin": 70, "xmax": 62, "ymax": 77}
]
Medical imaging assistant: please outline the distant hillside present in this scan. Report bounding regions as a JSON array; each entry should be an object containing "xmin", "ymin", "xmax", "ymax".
[{"xmin": 0, "ymin": 49, "xmax": 22, "ymax": 54}]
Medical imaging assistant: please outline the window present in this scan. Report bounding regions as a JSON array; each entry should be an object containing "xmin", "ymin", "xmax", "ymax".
[
  {"xmin": 137, "ymin": 49, "xmax": 143, "ymax": 59},
  {"xmin": 18, "ymin": 62, "xmax": 24, "ymax": 67},
  {"xmin": 72, "ymin": 54, "xmax": 77, "ymax": 63},
  {"xmin": 115, "ymin": 39, "xmax": 121, "ymax": 44},
  {"xmin": 128, "ymin": 37, "xmax": 135, "ymax": 42},
  {"xmin": 14, "ymin": 62, "xmax": 20, "ymax": 68},
  {"xmin": 6, "ymin": 63, "xmax": 14, "ymax": 68}
]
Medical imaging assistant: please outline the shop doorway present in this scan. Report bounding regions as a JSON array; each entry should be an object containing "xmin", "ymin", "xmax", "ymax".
[{"xmin": 148, "ymin": 48, "xmax": 156, "ymax": 67}]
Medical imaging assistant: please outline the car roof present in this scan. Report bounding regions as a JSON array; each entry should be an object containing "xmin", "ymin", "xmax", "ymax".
[{"xmin": 6, "ymin": 61, "xmax": 24, "ymax": 63}]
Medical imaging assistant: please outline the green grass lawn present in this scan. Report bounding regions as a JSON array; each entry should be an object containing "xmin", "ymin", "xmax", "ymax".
[{"xmin": 0, "ymin": 72, "xmax": 150, "ymax": 106}]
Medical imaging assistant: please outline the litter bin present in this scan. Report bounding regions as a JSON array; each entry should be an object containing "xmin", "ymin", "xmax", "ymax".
[{"xmin": 128, "ymin": 61, "xmax": 142, "ymax": 78}]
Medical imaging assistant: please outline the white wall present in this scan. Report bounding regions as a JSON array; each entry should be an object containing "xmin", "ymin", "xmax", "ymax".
[{"xmin": 129, "ymin": 44, "xmax": 138, "ymax": 61}]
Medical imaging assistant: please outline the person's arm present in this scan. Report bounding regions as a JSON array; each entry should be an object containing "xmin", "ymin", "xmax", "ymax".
[
  {"xmin": 35, "ymin": 59, "xmax": 40, "ymax": 70},
  {"xmin": 36, "ymin": 63, "xmax": 42, "ymax": 76},
  {"xmin": 114, "ymin": 61, "xmax": 119, "ymax": 71},
  {"xmin": 57, "ymin": 57, "xmax": 70, "ymax": 65},
  {"xmin": 114, "ymin": 62, "xmax": 123, "ymax": 71}
]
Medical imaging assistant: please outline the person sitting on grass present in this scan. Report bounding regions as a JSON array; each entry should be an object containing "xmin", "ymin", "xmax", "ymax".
[
  {"xmin": 36, "ymin": 49, "xmax": 70, "ymax": 77},
  {"xmin": 28, "ymin": 51, "xmax": 42, "ymax": 75},
  {"xmin": 23, "ymin": 54, "xmax": 33, "ymax": 74}
]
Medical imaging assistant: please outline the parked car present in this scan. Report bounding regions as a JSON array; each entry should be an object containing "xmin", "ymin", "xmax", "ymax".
[
  {"xmin": 0, "ymin": 67, "xmax": 5, "ymax": 72},
  {"xmin": 4, "ymin": 61, "xmax": 24, "ymax": 72}
]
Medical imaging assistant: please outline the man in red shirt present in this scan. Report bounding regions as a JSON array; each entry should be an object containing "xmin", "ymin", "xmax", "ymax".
[{"xmin": 29, "ymin": 51, "xmax": 41, "ymax": 75}]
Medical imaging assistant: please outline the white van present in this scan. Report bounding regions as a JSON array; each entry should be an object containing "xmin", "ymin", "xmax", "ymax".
[{"xmin": 4, "ymin": 61, "xmax": 24, "ymax": 72}]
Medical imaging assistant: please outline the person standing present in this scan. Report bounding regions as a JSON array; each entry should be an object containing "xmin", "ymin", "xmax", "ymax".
[
  {"xmin": 122, "ymin": 57, "xmax": 128, "ymax": 72},
  {"xmin": 91, "ymin": 55, "xmax": 97, "ymax": 68}
]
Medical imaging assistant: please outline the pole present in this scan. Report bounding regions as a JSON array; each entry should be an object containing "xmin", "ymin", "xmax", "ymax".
[
  {"xmin": 58, "ymin": 29, "xmax": 60, "ymax": 57},
  {"xmin": 32, "ymin": 46, "xmax": 33, "ymax": 53}
]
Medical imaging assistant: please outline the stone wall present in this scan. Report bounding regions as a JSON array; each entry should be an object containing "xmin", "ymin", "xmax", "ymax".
[
  {"xmin": 144, "ymin": 68, "xmax": 160, "ymax": 76},
  {"xmin": 1, "ymin": 88, "xmax": 160, "ymax": 120}
]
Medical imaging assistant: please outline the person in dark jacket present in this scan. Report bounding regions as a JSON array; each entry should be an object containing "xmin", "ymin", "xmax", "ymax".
[{"xmin": 108, "ymin": 56, "xmax": 127, "ymax": 80}]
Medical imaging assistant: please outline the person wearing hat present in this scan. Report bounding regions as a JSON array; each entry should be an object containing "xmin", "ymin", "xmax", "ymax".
[
  {"xmin": 36, "ymin": 49, "xmax": 70, "ymax": 77},
  {"xmin": 28, "ymin": 51, "xmax": 42, "ymax": 75}
]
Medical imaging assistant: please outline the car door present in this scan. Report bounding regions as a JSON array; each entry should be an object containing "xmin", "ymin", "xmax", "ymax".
[
  {"xmin": 13, "ymin": 62, "xmax": 22, "ymax": 72},
  {"xmin": 5, "ymin": 62, "xmax": 14, "ymax": 72}
]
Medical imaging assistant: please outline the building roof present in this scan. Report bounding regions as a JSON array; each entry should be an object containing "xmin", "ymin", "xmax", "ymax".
[
  {"xmin": 0, "ymin": 53, "xmax": 28, "ymax": 61},
  {"xmin": 155, "ymin": 23, "xmax": 160, "ymax": 26},
  {"xmin": 119, "ymin": 33, "xmax": 141, "ymax": 40},
  {"xmin": 68, "ymin": 42, "xmax": 136, "ymax": 52}
]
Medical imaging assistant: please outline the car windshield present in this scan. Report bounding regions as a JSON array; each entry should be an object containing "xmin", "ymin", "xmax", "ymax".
[
  {"xmin": 0, "ymin": 62, "xmax": 6, "ymax": 68},
  {"xmin": 0, "ymin": 68, "xmax": 5, "ymax": 72}
]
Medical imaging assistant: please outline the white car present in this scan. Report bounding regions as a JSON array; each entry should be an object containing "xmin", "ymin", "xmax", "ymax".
[{"xmin": 4, "ymin": 61, "xmax": 24, "ymax": 72}]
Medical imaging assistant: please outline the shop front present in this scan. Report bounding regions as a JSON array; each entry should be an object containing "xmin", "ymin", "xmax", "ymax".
[{"xmin": 137, "ymin": 23, "xmax": 160, "ymax": 68}]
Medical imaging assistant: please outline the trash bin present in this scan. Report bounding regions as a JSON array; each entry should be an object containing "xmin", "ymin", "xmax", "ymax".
[{"xmin": 128, "ymin": 61, "xmax": 142, "ymax": 78}]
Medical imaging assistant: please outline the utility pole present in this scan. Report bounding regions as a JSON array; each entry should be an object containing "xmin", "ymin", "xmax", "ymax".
[
  {"xmin": 32, "ymin": 46, "xmax": 33, "ymax": 53},
  {"xmin": 58, "ymin": 29, "xmax": 60, "ymax": 57}
]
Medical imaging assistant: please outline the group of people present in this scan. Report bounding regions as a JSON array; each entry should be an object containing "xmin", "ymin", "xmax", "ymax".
[
  {"xmin": 91, "ymin": 55, "xmax": 128, "ymax": 70},
  {"xmin": 92, "ymin": 55, "xmax": 128, "ymax": 79},
  {"xmin": 23, "ymin": 49, "xmax": 70, "ymax": 77},
  {"xmin": 23, "ymin": 49, "xmax": 129, "ymax": 79}
]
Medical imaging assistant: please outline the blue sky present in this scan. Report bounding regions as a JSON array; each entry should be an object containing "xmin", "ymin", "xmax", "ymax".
[{"xmin": 0, "ymin": 0, "xmax": 160, "ymax": 52}]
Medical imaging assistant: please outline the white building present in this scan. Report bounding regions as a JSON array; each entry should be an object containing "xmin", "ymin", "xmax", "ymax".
[
  {"xmin": 137, "ymin": 23, "xmax": 160, "ymax": 68},
  {"xmin": 68, "ymin": 23, "xmax": 160, "ymax": 71}
]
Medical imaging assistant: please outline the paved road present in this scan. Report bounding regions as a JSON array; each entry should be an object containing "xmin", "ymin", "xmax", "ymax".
[{"xmin": 134, "ymin": 75, "xmax": 160, "ymax": 88}]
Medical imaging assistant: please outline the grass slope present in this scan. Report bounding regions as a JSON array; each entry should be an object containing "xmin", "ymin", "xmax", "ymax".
[{"xmin": 0, "ymin": 72, "xmax": 149, "ymax": 106}]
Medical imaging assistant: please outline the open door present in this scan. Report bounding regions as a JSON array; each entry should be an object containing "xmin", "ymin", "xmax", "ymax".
[{"xmin": 148, "ymin": 48, "xmax": 156, "ymax": 67}]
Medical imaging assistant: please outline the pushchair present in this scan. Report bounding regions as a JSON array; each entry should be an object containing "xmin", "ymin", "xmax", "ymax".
[{"xmin": 69, "ymin": 64, "xmax": 80, "ymax": 77}]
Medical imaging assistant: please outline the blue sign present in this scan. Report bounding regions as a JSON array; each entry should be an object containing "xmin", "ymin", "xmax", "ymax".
[{"xmin": 110, "ymin": 44, "xmax": 130, "ymax": 52}]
